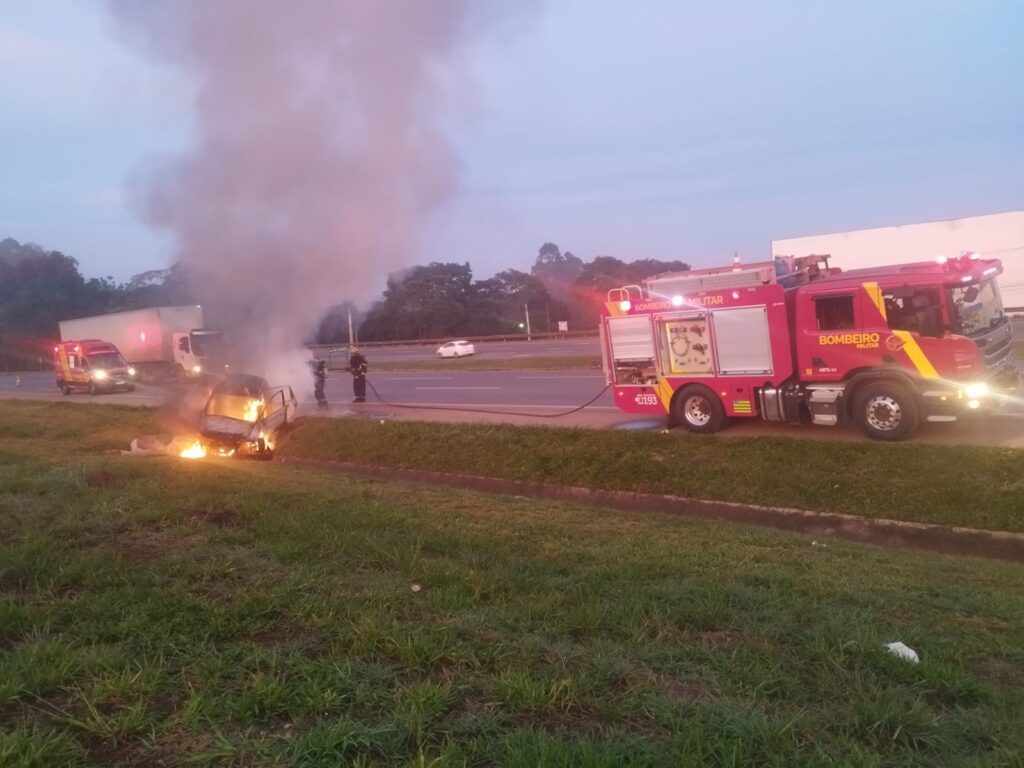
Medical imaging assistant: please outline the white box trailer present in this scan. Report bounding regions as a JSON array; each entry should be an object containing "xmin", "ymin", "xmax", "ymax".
[
  {"xmin": 772, "ymin": 211, "xmax": 1024, "ymax": 309},
  {"xmin": 59, "ymin": 306, "xmax": 223, "ymax": 379}
]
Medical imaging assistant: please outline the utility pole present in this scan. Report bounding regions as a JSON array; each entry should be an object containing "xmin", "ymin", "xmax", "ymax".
[
  {"xmin": 524, "ymin": 303, "xmax": 532, "ymax": 341},
  {"xmin": 347, "ymin": 305, "xmax": 354, "ymax": 346}
]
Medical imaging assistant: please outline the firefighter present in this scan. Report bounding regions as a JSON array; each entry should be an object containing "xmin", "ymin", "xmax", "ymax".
[
  {"xmin": 348, "ymin": 346, "xmax": 368, "ymax": 403},
  {"xmin": 311, "ymin": 359, "xmax": 328, "ymax": 409}
]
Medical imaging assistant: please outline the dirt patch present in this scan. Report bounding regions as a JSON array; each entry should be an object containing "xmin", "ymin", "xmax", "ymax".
[
  {"xmin": 117, "ymin": 530, "xmax": 204, "ymax": 562},
  {"xmin": 88, "ymin": 470, "xmax": 117, "ymax": 488},
  {"xmin": 698, "ymin": 630, "xmax": 737, "ymax": 649},
  {"xmin": 658, "ymin": 675, "xmax": 712, "ymax": 701},
  {"xmin": 250, "ymin": 622, "xmax": 322, "ymax": 648},
  {"xmin": 188, "ymin": 506, "xmax": 242, "ymax": 528}
]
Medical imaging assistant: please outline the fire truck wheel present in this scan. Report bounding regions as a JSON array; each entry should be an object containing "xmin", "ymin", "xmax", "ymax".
[
  {"xmin": 853, "ymin": 381, "xmax": 919, "ymax": 441},
  {"xmin": 674, "ymin": 385, "xmax": 727, "ymax": 434}
]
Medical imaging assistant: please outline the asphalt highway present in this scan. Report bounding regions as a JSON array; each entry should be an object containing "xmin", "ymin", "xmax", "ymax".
[
  {"xmin": 319, "ymin": 337, "xmax": 599, "ymax": 363},
  {"xmin": 5, "ymin": 368, "xmax": 1024, "ymax": 447}
]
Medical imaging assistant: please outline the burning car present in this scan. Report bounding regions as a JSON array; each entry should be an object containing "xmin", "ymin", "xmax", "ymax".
[{"xmin": 197, "ymin": 373, "xmax": 297, "ymax": 458}]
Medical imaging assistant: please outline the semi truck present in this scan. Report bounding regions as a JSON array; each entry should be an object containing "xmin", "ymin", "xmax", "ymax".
[
  {"xmin": 58, "ymin": 306, "xmax": 224, "ymax": 381},
  {"xmin": 600, "ymin": 251, "xmax": 1017, "ymax": 440},
  {"xmin": 772, "ymin": 211, "xmax": 1024, "ymax": 309}
]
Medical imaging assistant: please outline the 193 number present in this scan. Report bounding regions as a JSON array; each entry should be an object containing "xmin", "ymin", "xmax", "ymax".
[{"xmin": 634, "ymin": 393, "xmax": 659, "ymax": 406}]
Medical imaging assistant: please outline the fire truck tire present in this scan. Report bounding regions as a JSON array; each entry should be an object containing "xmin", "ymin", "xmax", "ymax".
[
  {"xmin": 853, "ymin": 381, "xmax": 920, "ymax": 441},
  {"xmin": 673, "ymin": 385, "xmax": 727, "ymax": 434}
]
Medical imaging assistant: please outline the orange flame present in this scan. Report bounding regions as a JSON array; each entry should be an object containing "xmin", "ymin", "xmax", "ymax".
[
  {"xmin": 180, "ymin": 440, "xmax": 207, "ymax": 459},
  {"xmin": 243, "ymin": 398, "xmax": 263, "ymax": 422}
]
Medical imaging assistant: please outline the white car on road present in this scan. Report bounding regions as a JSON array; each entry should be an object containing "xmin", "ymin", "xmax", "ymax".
[{"xmin": 437, "ymin": 340, "xmax": 476, "ymax": 358}]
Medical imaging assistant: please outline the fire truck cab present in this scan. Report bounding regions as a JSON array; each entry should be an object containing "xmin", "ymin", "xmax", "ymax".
[
  {"xmin": 54, "ymin": 339, "xmax": 136, "ymax": 395},
  {"xmin": 600, "ymin": 252, "xmax": 1016, "ymax": 440}
]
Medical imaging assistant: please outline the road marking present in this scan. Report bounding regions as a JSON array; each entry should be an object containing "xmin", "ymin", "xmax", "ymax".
[
  {"xmin": 377, "ymin": 401, "xmax": 618, "ymax": 410},
  {"xmin": 516, "ymin": 375, "xmax": 604, "ymax": 380},
  {"xmin": 415, "ymin": 386, "xmax": 500, "ymax": 390}
]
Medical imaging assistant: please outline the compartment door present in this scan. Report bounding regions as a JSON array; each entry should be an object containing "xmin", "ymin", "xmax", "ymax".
[{"xmin": 711, "ymin": 306, "xmax": 773, "ymax": 375}]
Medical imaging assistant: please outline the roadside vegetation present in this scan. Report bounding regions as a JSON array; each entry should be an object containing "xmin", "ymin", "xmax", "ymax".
[
  {"xmin": 281, "ymin": 417, "xmax": 1024, "ymax": 535},
  {"xmin": 1, "ymin": 400, "xmax": 1023, "ymax": 766}
]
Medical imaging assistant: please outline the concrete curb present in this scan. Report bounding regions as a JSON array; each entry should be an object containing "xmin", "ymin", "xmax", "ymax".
[{"xmin": 280, "ymin": 457, "xmax": 1024, "ymax": 564}]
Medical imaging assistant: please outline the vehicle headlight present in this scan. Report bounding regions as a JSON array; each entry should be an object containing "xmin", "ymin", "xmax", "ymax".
[
  {"xmin": 192, "ymin": 365, "xmax": 202, "ymax": 373},
  {"xmin": 127, "ymin": 367, "xmax": 136, "ymax": 377},
  {"xmin": 92, "ymin": 370, "xmax": 108, "ymax": 381},
  {"xmin": 964, "ymin": 382, "xmax": 988, "ymax": 399}
]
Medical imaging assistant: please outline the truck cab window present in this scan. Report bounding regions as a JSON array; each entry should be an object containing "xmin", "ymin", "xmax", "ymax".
[
  {"xmin": 814, "ymin": 295, "xmax": 855, "ymax": 330},
  {"xmin": 883, "ymin": 288, "xmax": 942, "ymax": 337}
]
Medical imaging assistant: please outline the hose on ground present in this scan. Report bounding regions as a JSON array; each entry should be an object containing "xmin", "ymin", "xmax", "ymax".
[{"xmin": 362, "ymin": 377, "xmax": 612, "ymax": 419}]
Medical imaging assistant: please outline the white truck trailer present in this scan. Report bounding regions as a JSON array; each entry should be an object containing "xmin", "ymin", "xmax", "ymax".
[
  {"xmin": 772, "ymin": 211, "xmax": 1024, "ymax": 309},
  {"xmin": 58, "ymin": 306, "xmax": 224, "ymax": 380}
]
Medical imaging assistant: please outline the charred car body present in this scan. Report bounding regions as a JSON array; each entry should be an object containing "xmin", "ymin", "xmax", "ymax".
[{"xmin": 198, "ymin": 374, "xmax": 297, "ymax": 458}]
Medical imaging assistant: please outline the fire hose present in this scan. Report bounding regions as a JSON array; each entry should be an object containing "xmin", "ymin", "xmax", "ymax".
[{"xmin": 363, "ymin": 377, "xmax": 612, "ymax": 419}]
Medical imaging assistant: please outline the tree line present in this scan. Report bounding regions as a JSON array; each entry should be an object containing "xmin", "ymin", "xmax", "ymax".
[
  {"xmin": 0, "ymin": 236, "xmax": 689, "ymax": 367},
  {"xmin": 337, "ymin": 243, "xmax": 690, "ymax": 342},
  {"xmin": 0, "ymin": 238, "xmax": 195, "ymax": 369}
]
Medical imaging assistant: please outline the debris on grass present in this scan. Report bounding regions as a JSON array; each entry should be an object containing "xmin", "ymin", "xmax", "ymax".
[
  {"xmin": 125, "ymin": 435, "xmax": 168, "ymax": 456},
  {"xmin": 885, "ymin": 641, "xmax": 920, "ymax": 663}
]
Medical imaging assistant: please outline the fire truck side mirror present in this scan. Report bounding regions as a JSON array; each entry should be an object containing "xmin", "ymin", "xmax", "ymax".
[{"xmin": 962, "ymin": 286, "xmax": 979, "ymax": 304}]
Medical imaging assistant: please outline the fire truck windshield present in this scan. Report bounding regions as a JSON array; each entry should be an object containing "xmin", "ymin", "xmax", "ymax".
[
  {"xmin": 86, "ymin": 352, "xmax": 127, "ymax": 369},
  {"xmin": 950, "ymin": 279, "xmax": 1006, "ymax": 336}
]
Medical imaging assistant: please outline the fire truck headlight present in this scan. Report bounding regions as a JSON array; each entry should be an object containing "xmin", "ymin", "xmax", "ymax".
[
  {"xmin": 965, "ymin": 383, "xmax": 988, "ymax": 399},
  {"xmin": 127, "ymin": 367, "xmax": 136, "ymax": 377},
  {"xmin": 967, "ymin": 399, "xmax": 981, "ymax": 409},
  {"xmin": 192, "ymin": 365, "xmax": 202, "ymax": 374},
  {"xmin": 92, "ymin": 369, "xmax": 108, "ymax": 381}
]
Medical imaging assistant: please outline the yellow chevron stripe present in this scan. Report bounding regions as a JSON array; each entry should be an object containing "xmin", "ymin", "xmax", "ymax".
[
  {"xmin": 863, "ymin": 281, "xmax": 887, "ymax": 322},
  {"xmin": 605, "ymin": 301, "xmax": 625, "ymax": 317},
  {"xmin": 893, "ymin": 330, "xmax": 938, "ymax": 379},
  {"xmin": 656, "ymin": 378, "xmax": 673, "ymax": 412}
]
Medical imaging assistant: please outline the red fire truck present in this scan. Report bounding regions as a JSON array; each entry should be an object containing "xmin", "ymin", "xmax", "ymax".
[{"xmin": 599, "ymin": 252, "xmax": 1017, "ymax": 440}]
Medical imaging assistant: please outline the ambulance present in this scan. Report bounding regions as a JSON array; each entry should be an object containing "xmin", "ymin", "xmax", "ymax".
[{"xmin": 54, "ymin": 340, "xmax": 136, "ymax": 395}]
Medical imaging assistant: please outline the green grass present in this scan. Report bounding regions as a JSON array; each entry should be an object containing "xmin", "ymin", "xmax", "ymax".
[
  {"xmin": 0, "ymin": 402, "xmax": 1023, "ymax": 765},
  {"xmin": 355, "ymin": 355, "xmax": 601, "ymax": 373},
  {"xmin": 279, "ymin": 417, "xmax": 1024, "ymax": 535}
]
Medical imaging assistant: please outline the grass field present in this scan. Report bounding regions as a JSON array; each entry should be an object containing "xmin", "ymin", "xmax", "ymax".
[
  {"xmin": 1, "ymin": 402, "xmax": 1024, "ymax": 766},
  {"xmin": 280, "ymin": 418, "xmax": 1024, "ymax": 535}
]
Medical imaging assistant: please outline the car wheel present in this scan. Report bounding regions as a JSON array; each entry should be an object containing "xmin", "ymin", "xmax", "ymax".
[
  {"xmin": 853, "ymin": 381, "xmax": 919, "ymax": 441},
  {"xmin": 672, "ymin": 384, "xmax": 727, "ymax": 434}
]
